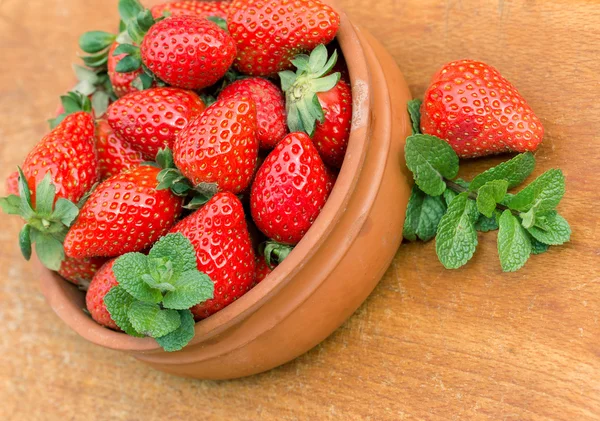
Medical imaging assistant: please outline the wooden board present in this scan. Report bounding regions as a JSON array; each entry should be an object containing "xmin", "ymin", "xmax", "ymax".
[{"xmin": 1, "ymin": 0, "xmax": 599, "ymax": 419}]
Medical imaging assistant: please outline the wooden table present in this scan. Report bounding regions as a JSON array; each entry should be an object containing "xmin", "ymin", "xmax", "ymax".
[{"xmin": 1, "ymin": 0, "xmax": 598, "ymax": 419}]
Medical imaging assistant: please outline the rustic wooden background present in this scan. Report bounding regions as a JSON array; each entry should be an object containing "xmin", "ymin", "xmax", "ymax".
[{"xmin": 1, "ymin": 0, "xmax": 599, "ymax": 419}]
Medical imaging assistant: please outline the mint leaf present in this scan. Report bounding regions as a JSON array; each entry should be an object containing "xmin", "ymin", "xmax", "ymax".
[
  {"xmin": 112, "ymin": 253, "xmax": 163, "ymax": 303},
  {"xmin": 475, "ymin": 210, "xmax": 501, "ymax": 233},
  {"xmin": 104, "ymin": 286, "xmax": 143, "ymax": 337},
  {"xmin": 162, "ymin": 270, "xmax": 214, "ymax": 310},
  {"xmin": 443, "ymin": 189, "xmax": 457, "ymax": 207},
  {"xmin": 155, "ymin": 309, "xmax": 195, "ymax": 352},
  {"xmin": 497, "ymin": 210, "xmax": 531, "ymax": 272},
  {"xmin": 403, "ymin": 186, "xmax": 446, "ymax": 242},
  {"xmin": 530, "ymin": 235, "xmax": 550, "ymax": 255},
  {"xmin": 507, "ymin": 169, "xmax": 565, "ymax": 213},
  {"xmin": 470, "ymin": 153, "xmax": 535, "ymax": 191},
  {"xmin": 476, "ymin": 180, "xmax": 508, "ymax": 217},
  {"xmin": 519, "ymin": 208, "xmax": 536, "ymax": 229},
  {"xmin": 435, "ymin": 192, "xmax": 479, "ymax": 269},
  {"xmin": 405, "ymin": 134, "xmax": 459, "ymax": 196},
  {"xmin": 407, "ymin": 99, "xmax": 422, "ymax": 135},
  {"xmin": 527, "ymin": 211, "xmax": 571, "ymax": 245},
  {"xmin": 127, "ymin": 301, "xmax": 181, "ymax": 338},
  {"xmin": 148, "ymin": 233, "xmax": 197, "ymax": 279}
]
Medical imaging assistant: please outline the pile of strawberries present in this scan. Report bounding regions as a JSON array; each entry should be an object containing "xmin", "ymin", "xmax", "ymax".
[{"xmin": 2, "ymin": 0, "xmax": 351, "ymax": 328}]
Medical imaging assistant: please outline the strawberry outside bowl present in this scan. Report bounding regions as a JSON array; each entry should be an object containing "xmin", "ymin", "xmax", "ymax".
[{"xmin": 39, "ymin": 4, "xmax": 413, "ymax": 380}]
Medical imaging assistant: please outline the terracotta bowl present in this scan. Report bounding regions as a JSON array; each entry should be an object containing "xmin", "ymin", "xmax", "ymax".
[{"xmin": 39, "ymin": 8, "xmax": 413, "ymax": 380}]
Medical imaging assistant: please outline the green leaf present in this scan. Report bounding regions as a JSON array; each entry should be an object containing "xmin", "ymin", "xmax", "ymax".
[
  {"xmin": 115, "ymin": 55, "xmax": 142, "ymax": 73},
  {"xmin": 19, "ymin": 225, "xmax": 32, "ymax": 261},
  {"xmin": 527, "ymin": 211, "xmax": 571, "ymax": 245},
  {"xmin": 17, "ymin": 167, "xmax": 34, "ymax": 218},
  {"xmin": 136, "ymin": 9, "xmax": 155, "ymax": 31},
  {"xmin": 0, "ymin": 194, "xmax": 21, "ymax": 215},
  {"xmin": 81, "ymin": 50, "xmax": 109, "ymax": 69},
  {"xmin": 79, "ymin": 31, "xmax": 116, "ymax": 54},
  {"xmin": 112, "ymin": 253, "xmax": 163, "ymax": 303},
  {"xmin": 113, "ymin": 43, "xmax": 139, "ymax": 56},
  {"xmin": 155, "ymin": 310, "xmax": 196, "ymax": 352},
  {"xmin": 72, "ymin": 64, "xmax": 100, "ymax": 84},
  {"xmin": 476, "ymin": 180, "xmax": 508, "ymax": 218},
  {"xmin": 279, "ymin": 71, "xmax": 296, "ymax": 92},
  {"xmin": 407, "ymin": 99, "xmax": 422, "ymax": 135},
  {"xmin": 470, "ymin": 152, "xmax": 536, "ymax": 191},
  {"xmin": 403, "ymin": 186, "xmax": 446, "ymax": 242},
  {"xmin": 162, "ymin": 270, "xmax": 214, "ymax": 310},
  {"xmin": 91, "ymin": 91, "xmax": 110, "ymax": 117},
  {"xmin": 308, "ymin": 44, "xmax": 327, "ymax": 72},
  {"xmin": 443, "ymin": 189, "xmax": 457, "ymax": 207},
  {"xmin": 119, "ymin": 0, "xmax": 145, "ymax": 22},
  {"xmin": 435, "ymin": 192, "xmax": 479, "ymax": 269},
  {"xmin": 31, "ymin": 231, "xmax": 64, "ymax": 271},
  {"xmin": 34, "ymin": 173, "xmax": 56, "ymax": 217},
  {"xmin": 519, "ymin": 208, "xmax": 536, "ymax": 229},
  {"xmin": 405, "ymin": 134, "xmax": 460, "ymax": 196},
  {"xmin": 147, "ymin": 233, "xmax": 198, "ymax": 279},
  {"xmin": 507, "ymin": 169, "xmax": 565, "ymax": 213},
  {"xmin": 310, "ymin": 73, "xmax": 340, "ymax": 93},
  {"xmin": 104, "ymin": 286, "xmax": 143, "ymax": 337},
  {"xmin": 530, "ymin": 235, "xmax": 550, "ymax": 255},
  {"xmin": 498, "ymin": 210, "xmax": 531, "ymax": 272},
  {"xmin": 127, "ymin": 302, "xmax": 181, "ymax": 338},
  {"xmin": 156, "ymin": 148, "xmax": 175, "ymax": 169},
  {"xmin": 262, "ymin": 241, "xmax": 294, "ymax": 269},
  {"xmin": 475, "ymin": 210, "xmax": 501, "ymax": 233}
]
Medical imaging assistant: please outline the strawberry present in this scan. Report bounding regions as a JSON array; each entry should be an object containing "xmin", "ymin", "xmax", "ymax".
[
  {"xmin": 250, "ymin": 132, "xmax": 330, "ymax": 245},
  {"xmin": 170, "ymin": 192, "xmax": 256, "ymax": 320},
  {"xmin": 324, "ymin": 165, "xmax": 338, "ymax": 193},
  {"xmin": 107, "ymin": 42, "xmax": 144, "ymax": 98},
  {"xmin": 58, "ymin": 256, "xmax": 108, "ymax": 289},
  {"xmin": 5, "ymin": 171, "xmax": 19, "ymax": 196},
  {"xmin": 280, "ymin": 45, "xmax": 352, "ymax": 168},
  {"xmin": 64, "ymin": 165, "xmax": 183, "ymax": 259},
  {"xmin": 107, "ymin": 87, "xmax": 206, "ymax": 159},
  {"xmin": 420, "ymin": 59, "xmax": 545, "ymax": 158},
  {"xmin": 151, "ymin": 0, "xmax": 230, "ymax": 20},
  {"xmin": 172, "ymin": 95, "xmax": 259, "ymax": 194},
  {"xmin": 254, "ymin": 257, "xmax": 272, "ymax": 284},
  {"xmin": 86, "ymin": 259, "xmax": 120, "ymax": 330},
  {"xmin": 140, "ymin": 16, "xmax": 236, "ymax": 90},
  {"xmin": 23, "ymin": 112, "xmax": 98, "ymax": 205},
  {"xmin": 96, "ymin": 120, "xmax": 144, "ymax": 179},
  {"xmin": 228, "ymin": 0, "xmax": 340, "ymax": 76},
  {"xmin": 219, "ymin": 77, "xmax": 287, "ymax": 150}
]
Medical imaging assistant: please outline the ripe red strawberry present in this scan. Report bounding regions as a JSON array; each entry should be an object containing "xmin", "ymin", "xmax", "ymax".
[
  {"xmin": 170, "ymin": 192, "xmax": 255, "ymax": 320},
  {"xmin": 96, "ymin": 120, "xmax": 144, "ymax": 179},
  {"xmin": 140, "ymin": 16, "xmax": 236, "ymax": 90},
  {"xmin": 312, "ymin": 78, "xmax": 352, "ymax": 168},
  {"xmin": 23, "ymin": 112, "xmax": 98, "ymax": 204},
  {"xmin": 250, "ymin": 132, "xmax": 330, "ymax": 245},
  {"xmin": 280, "ymin": 45, "xmax": 351, "ymax": 168},
  {"xmin": 86, "ymin": 259, "xmax": 120, "ymax": 330},
  {"xmin": 151, "ymin": 0, "xmax": 230, "ymax": 20},
  {"xmin": 64, "ymin": 165, "xmax": 183, "ymax": 259},
  {"xmin": 219, "ymin": 77, "xmax": 287, "ymax": 150},
  {"xmin": 254, "ymin": 257, "xmax": 272, "ymax": 284},
  {"xmin": 107, "ymin": 42, "xmax": 144, "ymax": 98},
  {"xmin": 173, "ymin": 95, "xmax": 259, "ymax": 194},
  {"xmin": 58, "ymin": 256, "xmax": 109, "ymax": 288},
  {"xmin": 107, "ymin": 87, "xmax": 206, "ymax": 159},
  {"xmin": 5, "ymin": 171, "xmax": 19, "ymax": 196},
  {"xmin": 228, "ymin": 0, "xmax": 340, "ymax": 76},
  {"xmin": 420, "ymin": 59, "xmax": 545, "ymax": 158}
]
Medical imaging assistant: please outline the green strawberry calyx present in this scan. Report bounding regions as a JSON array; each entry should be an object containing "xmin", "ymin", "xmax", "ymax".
[
  {"xmin": 261, "ymin": 241, "xmax": 295, "ymax": 269},
  {"xmin": 0, "ymin": 169, "xmax": 79, "ymax": 271},
  {"xmin": 104, "ymin": 233, "xmax": 214, "ymax": 351},
  {"xmin": 279, "ymin": 44, "xmax": 341, "ymax": 136},
  {"xmin": 155, "ymin": 148, "xmax": 218, "ymax": 209},
  {"xmin": 48, "ymin": 91, "xmax": 93, "ymax": 129}
]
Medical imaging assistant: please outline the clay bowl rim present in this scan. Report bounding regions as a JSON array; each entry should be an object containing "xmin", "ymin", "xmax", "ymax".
[{"xmin": 40, "ymin": 9, "xmax": 374, "ymax": 353}]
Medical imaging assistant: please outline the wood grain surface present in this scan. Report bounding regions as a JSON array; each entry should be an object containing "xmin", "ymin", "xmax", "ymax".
[{"xmin": 1, "ymin": 0, "xmax": 599, "ymax": 419}]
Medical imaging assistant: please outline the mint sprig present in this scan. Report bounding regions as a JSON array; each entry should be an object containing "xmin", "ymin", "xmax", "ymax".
[
  {"xmin": 104, "ymin": 233, "xmax": 214, "ymax": 351},
  {"xmin": 403, "ymin": 105, "xmax": 570, "ymax": 272}
]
